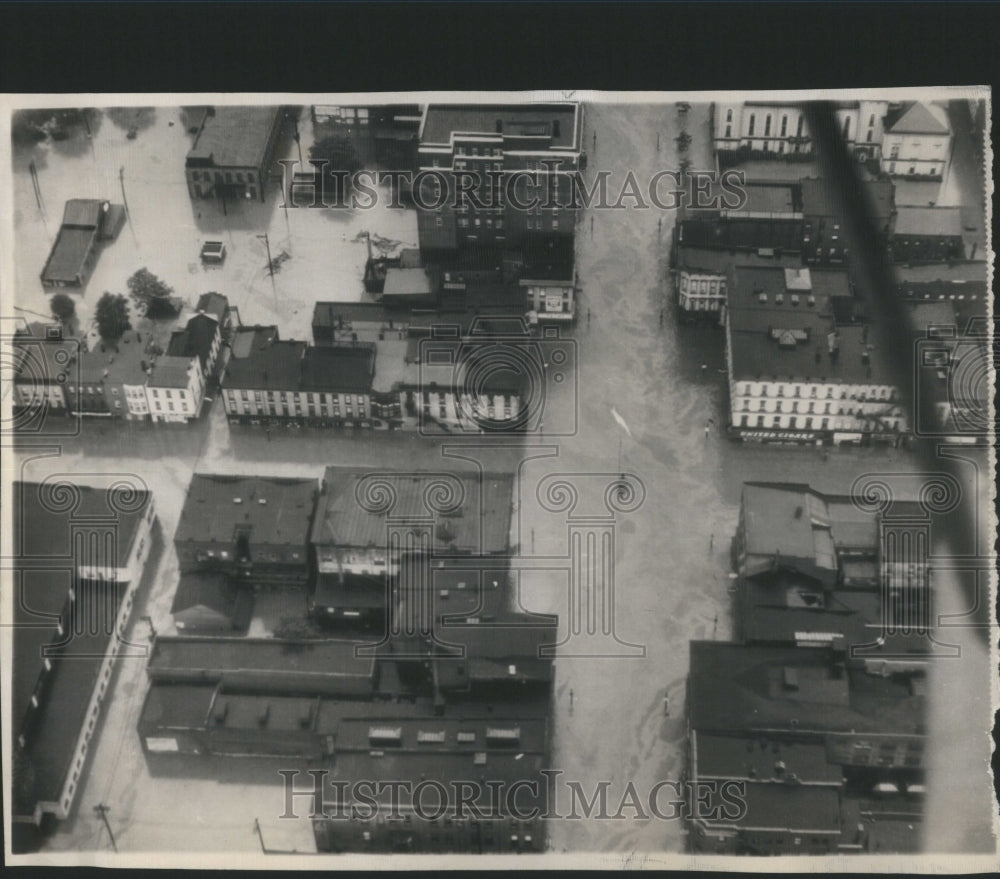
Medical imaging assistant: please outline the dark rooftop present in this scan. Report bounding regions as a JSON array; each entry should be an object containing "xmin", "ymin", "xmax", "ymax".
[
  {"xmin": 147, "ymin": 636, "xmax": 377, "ymax": 691},
  {"xmin": 222, "ymin": 338, "xmax": 305, "ymax": 391},
  {"xmin": 675, "ymin": 246, "xmax": 802, "ymax": 275},
  {"xmin": 195, "ymin": 291, "xmax": 229, "ymax": 323},
  {"xmin": 229, "ymin": 325, "xmax": 279, "ymax": 359},
  {"xmin": 727, "ymin": 265, "xmax": 893, "ymax": 384},
  {"xmin": 174, "ymin": 474, "xmax": 317, "ymax": 547},
  {"xmin": 186, "ymin": 106, "xmax": 280, "ymax": 169},
  {"xmin": 312, "ymin": 467, "xmax": 514, "ymax": 555},
  {"xmin": 694, "ymin": 732, "xmax": 842, "ymax": 784},
  {"xmin": 168, "ymin": 313, "xmax": 219, "ymax": 371},
  {"xmin": 170, "ymin": 570, "xmax": 246, "ymax": 617},
  {"xmin": 300, "ymin": 344, "xmax": 375, "ymax": 393},
  {"xmin": 42, "ymin": 227, "xmax": 98, "ymax": 283},
  {"xmin": 687, "ymin": 641, "xmax": 925, "ymax": 737},
  {"xmin": 421, "ymin": 103, "xmax": 579, "ymax": 149},
  {"xmin": 13, "ymin": 480, "xmax": 152, "ymax": 568},
  {"xmin": 14, "ymin": 583, "xmax": 125, "ymax": 816}
]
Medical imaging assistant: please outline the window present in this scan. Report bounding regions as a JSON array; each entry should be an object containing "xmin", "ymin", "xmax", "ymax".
[
  {"xmin": 796, "ymin": 116, "xmax": 804, "ymax": 137},
  {"xmin": 866, "ymin": 129, "xmax": 873, "ymax": 143},
  {"xmin": 748, "ymin": 114, "xmax": 756, "ymax": 136},
  {"xmin": 725, "ymin": 108, "xmax": 733, "ymax": 123},
  {"xmin": 842, "ymin": 116, "xmax": 851, "ymax": 140},
  {"xmin": 764, "ymin": 115, "xmax": 771, "ymax": 136},
  {"xmin": 780, "ymin": 115, "xmax": 788, "ymax": 137},
  {"xmin": 868, "ymin": 113, "xmax": 876, "ymax": 127},
  {"xmin": 725, "ymin": 124, "xmax": 731, "ymax": 138}
]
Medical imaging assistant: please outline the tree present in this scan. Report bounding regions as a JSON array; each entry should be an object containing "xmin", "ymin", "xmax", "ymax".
[
  {"xmin": 126, "ymin": 268, "xmax": 180, "ymax": 319},
  {"xmin": 49, "ymin": 293, "xmax": 76, "ymax": 323},
  {"xmin": 309, "ymin": 135, "xmax": 361, "ymax": 204},
  {"xmin": 95, "ymin": 292, "xmax": 131, "ymax": 342}
]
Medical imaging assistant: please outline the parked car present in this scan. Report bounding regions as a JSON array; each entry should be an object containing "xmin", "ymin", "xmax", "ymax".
[{"xmin": 200, "ymin": 241, "xmax": 227, "ymax": 265}]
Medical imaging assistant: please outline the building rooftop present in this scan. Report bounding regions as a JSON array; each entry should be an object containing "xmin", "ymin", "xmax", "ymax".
[
  {"xmin": 312, "ymin": 573, "xmax": 388, "ymax": 610},
  {"xmin": 313, "ymin": 301, "xmax": 409, "ymax": 331},
  {"xmin": 687, "ymin": 641, "xmax": 925, "ymax": 737},
  {"xmin": 146, "ymin": 355, "xmax": 193, "ymax": 389},
  {"xmin": 170, "ymin": 570, "xmax": 247, "ymax": 619},
  {"xmin": 185, "ymin": 106, "xmax": 280, "ymax": 169},
  {"xmin": 222, "ymin": 338, "xmax": 306, "ymax": 391},
  {"xmin": 195, "ymin": 291, "xmax": 229, "ymax": 323},
  {"xmin": 300, "ymin": 344, "xmax": 375, "ymax": 393},
  {"xmin": 799, "ymin": 176, "xmax": 895, "ymax": 228},
  {"xmin": 312, "ymin": 467, "xmax": 514, "ymax": 555},
  {"xmin": 421, "ymin": 103, "xmax": 579, "ymax": 150},
  {"xmin": 13, "ymin": 479, "xmax": 152, "ymax": 568},
  {"xmin": 229, "ymin": 325, "xmax": 279, "ymax": 359},
  {"xmin": 81, "ymin": 330, "xmax": 153, "ymax": 387},
  {"xmin": 740, "ymin": 482, "xmax": 838, "ymax": 581},
  {"xmin": 174, "ymin": 474, "xmax": 317, "ymax": 547},
  {"xmin": 894, "ymin": 260, "xmax": 987, "ymax": 285},
  {"xmin": 727, "ymin": 266, "xmax": 893, "ymax": 385},
  {"xmin": 694, "ymin": 732, "xmax": 843, "ymax": 784},
  {"xmin": 14, "ymin": 583, "xmax": 125, "ymax": 817},
  {"xmin": 43, "ymin": 225, "xmax": 101, "ymax": 284},
  {"xmin": 147, "ymin": 636, "xmax": 377, "ymax": 689},
  {"xmin": 696, "ymin": 781, "xmax": 843, "ymax": 835},
  {"xmin": 168, "ymin": 313, "xmax": 219, "ymax": 371},
  {"xmin": 884, "ymin": 101, "xmax": 950, "ymax": 136},
  {"xmin": 382, "ymin": 267, "xmax": 435, "ymax": 298},
  {"xmin": 675, "ymin": 246, "xmax": 801, "ymax": 275},
  {"xmin": 891, "ymin": 206, "xmax": 963, "ymax": 238}
]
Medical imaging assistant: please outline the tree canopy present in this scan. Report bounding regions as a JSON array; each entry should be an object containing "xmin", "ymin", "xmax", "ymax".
[
  {"xmin": 49, "ymin": 293, "xmax": 76, "ymax": 322},
  {"xmin": 95, "ymin": 292, "xmax": 131, "ymax": 341},
  {"xmin": 127, "ymin": 268, "xmax": 180, "ymax": 319}
]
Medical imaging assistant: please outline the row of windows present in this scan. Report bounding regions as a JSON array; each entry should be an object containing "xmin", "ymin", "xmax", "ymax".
[
  {"xmin": 736, "ymin": 414, "xmax": 904, "ymax": 430},
  {"xmin": 679, "ymin": 276, "xmax": 726, "ymax": 296},
  {"xmin": 455, "ymin": 145, "xmax": 503, "ymax": 157},
  {"xmin": 736, "ymin": 383, "xmax": 896, "ymax": 400},
  {"xmin": 190, "ymin": 169, "xmax": 256, "ymax": 183},
  {"xmin": 737, "ymin": 399, "xmax": 899, "ymax": 416}
]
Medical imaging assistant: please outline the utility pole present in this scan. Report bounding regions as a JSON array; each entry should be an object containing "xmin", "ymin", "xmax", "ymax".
[
  {"xmin": 257, "ymin": 233, "xmax": 277, "ymax": 304},
  {"xmin": 94, "ymin": 803, "xmax": 118, "ymax": 852},
  {"xmin": 118, "ymin": 167, "xmax": 130, "ymax": 217}
]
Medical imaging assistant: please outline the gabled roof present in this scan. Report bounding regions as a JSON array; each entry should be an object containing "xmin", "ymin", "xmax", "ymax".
[{"xmin": 885, "ymin": 102, "xmax": 950, "ymax": 136}]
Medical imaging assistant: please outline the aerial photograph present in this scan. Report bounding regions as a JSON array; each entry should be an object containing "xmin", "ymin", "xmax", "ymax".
[{"xmin": 2, "ymin": 88, "xmax": 995, "ymax": 868}]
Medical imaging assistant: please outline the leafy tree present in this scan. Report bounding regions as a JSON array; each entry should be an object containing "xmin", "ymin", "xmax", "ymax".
[
  {"xmin": 95, "ymin": 292, "xmax": 131, "ymax": 342},
  {"xmin": 309, "ymin": 135, "xmax": 361, "ymax": 204},
  {"xmin": 126, "ymin": 267, "xmax": 180, "ymax": 319},
  {"xmin": 49, "ymin": 293, "xmax": 76, "ymax": 323}
]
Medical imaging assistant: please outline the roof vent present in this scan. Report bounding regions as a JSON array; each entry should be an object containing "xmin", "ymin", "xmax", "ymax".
[
  {"xmin": 233, "ymin": 497, "xmax": 243, "ymax": 504},
  {"xmin": 807, "ymin": 295, "xmax": 816, "ymax": 307},
  {"xmin": 258, "ymin": 497, "xmax": 267, "ymax": 505},
  {"xmin": 775, "ymin": 293, "xmax": 784, "ymax": 304},
  {"xmin": 790, "ymin": 294, "xmax": 800, "ymax": 306},
  {"xmin": 758, "ymin": 293, "xmax": 768, "ymax": 304}
]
